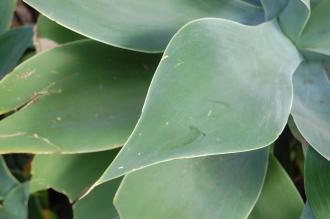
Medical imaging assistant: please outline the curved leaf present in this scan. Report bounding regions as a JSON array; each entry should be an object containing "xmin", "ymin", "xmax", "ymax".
[
  {"xmin": 291, "ymin": 62, "xmax": 330, "ymax": 160},
  {"xmin": 279, "ymin": 0, "xmax": 310, "ymax": 42},
  {"xmin": 0, "ymin": 0, "xmax": 16, "ymax": 34},
  {"xmin": 297, "ymin": 0, "xmax": 330, "ymax": 56},
  {"xmin": 98, "ymin": 18, "xmax": 302, "ymax": 181},
  {"xmin": 24, "ymin": 0, "xmax": 264, "ymax": 52},
  {"xmin": 114, "ymin": 148, "xmax": 268, "ymax": 219},
  {"xmin": 260, "ymin": 0, "xmax": 288, "ymax": 20},
  {"xmin": 73, "ymin": 179, "xmax": 121, "ymax": 219},
  {"xmin": 0, "ymin": 40, "xmax": 160, "ymax": 154},
  {"xmin": 248, "ymin": 155, "xmax": 303, "ymax": 219},
  {"xmin": 0, "ymin": 26, "xmax": 33, "ymax": 78},
  {"xmin": 30, "ymin": 149, "xmax": 118, "ymax": 202},
  {"xmin": 305, "ymin": 147, "xmax": 330, "ymax": 219}
]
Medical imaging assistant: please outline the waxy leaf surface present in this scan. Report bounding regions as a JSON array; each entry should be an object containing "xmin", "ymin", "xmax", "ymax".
[
  {"xmin": 305, "ymin": 147, "xmax": 330, "ymax": 219},
  {"xmin": 115, "ymin": 149, "xmax": 268, "ymax": 219},
  {"xmin": 24, "ymin": 0, "xmax": 264, "ymax": 52},
  {"xmin": 99, "ymin": 18, "xmax": 301, "ymax": 181},
  {"xmin": 291, "ymin": 62, "xmax": 330, "ymax": 160},
  {"xmin": 0, "ymin": 40, "xmax": 160, "ymax": 154}
]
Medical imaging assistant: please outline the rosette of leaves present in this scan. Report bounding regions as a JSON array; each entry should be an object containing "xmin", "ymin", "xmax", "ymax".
[{"xmin": 1, "ymin": 0, "xmax": 330, "ymax": 218}]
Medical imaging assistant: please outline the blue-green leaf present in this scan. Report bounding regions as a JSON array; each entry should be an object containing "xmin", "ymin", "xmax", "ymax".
[
  {"xmin": 279, "ymin": 0, "xmax": 310, "ymax": 42},
  {"xmin": 305, "ymin": 147, "xmax": 330, "ymax": 219},
  {"xmin": 98, "ymin": 18, "xmax": 301, "ymax": 181},
  {"xmin": 291, "ymin": 62, "xmax": 330, "ymax": 160},
  {"xmin": 0, "ymin": 26, "xmax": 33, "ymax": 78},
  {"xmin": 114, "ymin": 148, "xmax": 268, "ymax": 219},
  {"xmin": 24, "ymin": 0, "xmax": 264, "ymax": 52}
]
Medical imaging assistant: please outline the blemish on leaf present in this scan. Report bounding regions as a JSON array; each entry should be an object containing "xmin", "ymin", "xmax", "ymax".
[
  {"xmin": 175, "ymin": 59, "xmax": 184, "ymax": 68},
  {"xmin": 304, "ymin": 79, "xmax": 313, "ymax": 85},
  {"xmin": 207, "ymin": 109, "xmax": 212, "ymax": 117},
  {"xmin": 209, "ymin": 100, "xmax": 230, "ymax": 108},
  {"xmin": 167, "ymin": 125, "xmax": 205, "ymax": 148},
  {"xmin": 17, "ymin": 69, "xmax": 35, "ymax": 80}
]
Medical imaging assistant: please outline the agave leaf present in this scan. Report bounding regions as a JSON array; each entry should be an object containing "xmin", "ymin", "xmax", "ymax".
[
  {"xmin": 279, "ymin": 0, "xmax": 310, "ymax": 42},
  {"xmin": 0, "ymin": 183, "xmax": 29, "ymax": 219},
  {"xmin": 301, "ymin": 202, "xmax": 316, "ymax": 219},
  {"xmin": 0, "ymin": 157, "xmax": 19, "ymax": 200},
  {"xmin": 260, "ymin": 0, "xmax": 288, "ymax": 20},
  {"xmin": 114, "ymin": 148, "xmax": 268, "ymax": 219},
  {"xmin": 24, "ymin": 0, "xmax": 264, "ymax": 52},
  {"xmin": 305, "ymin": 147, "xmax": 330, "ymax": 219},
  {"xmin": 291, "ymin": 62, "xmax": 330, "ymax": 160},
  {"xmin": 0, "ymin": 40, "xmax": 160, "ymax": 154},
  {"xmin": 0, "ymin": 26, "xmax": 33, "ymax": 78},
  {"xmin": 98, "ymin": 18, "xmax": 301, "ymax": 182},
  {"xmin": 248, "ymin": 155, "xmax": 303, "ymax": 219},
  {"xmin": 296, "ymin": 0, "xmax": 330, "ymax": 56},
  {"xmin": 73, "ymin": 179, "xmax": 121, "ymax": 219},
  {"xmin": 30, "ymin": 149, "xmax": 118, "ymax": 202},
  {"xmin": 0, "ymin": 0, "xmax": 16, "ymax": 34}
]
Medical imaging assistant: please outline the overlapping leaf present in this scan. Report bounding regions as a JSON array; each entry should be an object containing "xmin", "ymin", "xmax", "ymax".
[
  {"xmin": 279, "ymin": 0, "xmax": 310, "ymax": 42},
  {"xmin": 24, "ymin": 0, "xmax": 264, "ymax": 52},
  {"xmin": 0, "ymin": 26, "xmax": 33, "ymax": 78},
  {"xmin": 291, "ymin": 62, "xmax": 330, "ymax": 160},
  {"xmin": 248, "ymin": 155, "xmax": 303, "ymax": 219},
  {"xmin": 73, "ymin": 179, "xmax": 121, "ymax": 219},
  {"xmin": 114, "ymin": 148, "xmax": 268, "ymax": 219},
  {"xmin": 305, "ymin": 147, "xmax": 330, "ymax": 219},
  {"xmin": 0, "ymin": 157, "xmax": 19, "ymax": 200},
  {"xmin": 0, "ymin": 157, "xmax": 29, "ymax": 219},
  {"xmin": 0, "ymin": 183, "xmax": 29, "ymax": 219},
  {"xmin": 34, "ymin": 15, "xmax": 84, "ymax": 52},
  {"xmin": 0, "ymin": 40, "xmax": 160, "ymax": 154},
  {"xmin": 30, "ymin": 150, "xmax": 119, "ymax": 201},
  {"xmin": 296, "ymin": 0, "xmax": 330, "ymax": 56},
  {"xmin": 260, "ymin": 0, "xmax": 287, "ymax": 20},
  {"xmin": 36, "ymin": 15, "xmax": 84, "ymax": 44},
  {"xmin": 30, "ymin": 150, "xmax": 121, "ymax": 218},
  {"xmin": 98, "ymin": 18, "xmax": 302, "ymax": 182}
]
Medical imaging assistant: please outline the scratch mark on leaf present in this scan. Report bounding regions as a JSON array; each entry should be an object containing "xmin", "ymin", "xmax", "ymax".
[
  {"xmin": 0, "ymin": 132, "xmax": 27, "ymax": 138},
  {"xmin": 209, "ymin": 100, "xmax": 230, "ymax": 108},
  {"xmin": 30, "ymin": 133, "xmax": 61, "ymax": 152},
  {"xmin": 167, "ymin": 125, "xmax": 206, "ymax": 148}
]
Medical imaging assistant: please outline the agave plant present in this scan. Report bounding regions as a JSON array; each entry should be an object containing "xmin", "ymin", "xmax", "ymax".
[{"xmin": 1, "ymin": 0, "xmax": 330, "ymax": 218}]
